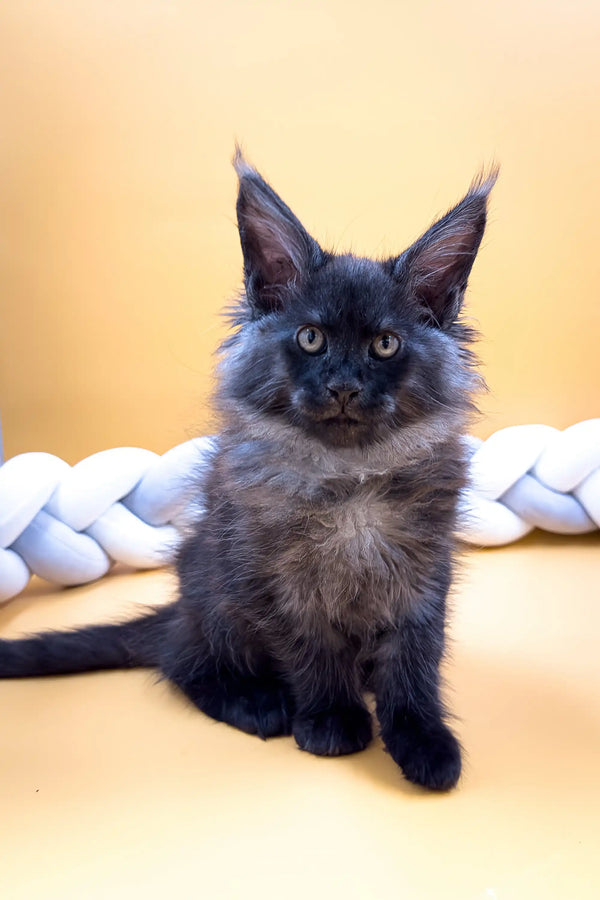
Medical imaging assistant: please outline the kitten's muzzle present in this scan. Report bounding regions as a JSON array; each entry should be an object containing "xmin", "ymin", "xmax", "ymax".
[{"xmin": 326, "ymin": 384, "xmax": 362, "ymax": 410}]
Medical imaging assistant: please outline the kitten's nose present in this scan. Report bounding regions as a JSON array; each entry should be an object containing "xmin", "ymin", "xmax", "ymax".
[{"xmin": 327, "ymin": 384, "xmax": 362, "ymax": 407}]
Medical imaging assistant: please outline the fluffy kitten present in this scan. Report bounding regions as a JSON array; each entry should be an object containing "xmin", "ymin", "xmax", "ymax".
[{"xmin": 0, "ymin": 153, "xmax": 496, "ymax": 791}]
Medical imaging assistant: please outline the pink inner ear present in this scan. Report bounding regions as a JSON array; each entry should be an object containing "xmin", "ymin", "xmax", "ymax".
[
  {"xmin": 244, "ymin": 204, "xmax": 306, "ymax": 287},
  {"xmin": 262, "ymin": 251, "xmax": 297, "ymax": 285},
  {"xmin": 415, "ymin": 224, "xmax": 477, "ymax": 286}
]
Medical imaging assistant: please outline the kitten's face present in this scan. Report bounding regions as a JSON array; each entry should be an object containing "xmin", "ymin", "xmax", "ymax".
[
  {"xmin": 221, "ymin": 153, "xmax": 495, "ymax": 449},
  {"xmin": 279, "ymin": 257, "xmax": 411, "ymax": 447}
]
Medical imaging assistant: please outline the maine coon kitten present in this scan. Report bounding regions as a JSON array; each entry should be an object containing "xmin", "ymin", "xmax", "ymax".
[{"xmin": 0, "ymin": 153, "xmax": 495, "ymax": 791}]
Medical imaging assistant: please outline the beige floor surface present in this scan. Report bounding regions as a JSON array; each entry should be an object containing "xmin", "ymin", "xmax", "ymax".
[{"xmin": 0, "ymin": 534, "xmax": 598, "ymax": 900}]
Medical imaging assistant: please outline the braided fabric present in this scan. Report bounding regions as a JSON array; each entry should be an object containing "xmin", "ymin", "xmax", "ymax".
[
  {"xmin": 0, "ymin": 421, "xmax": 597, "ymax": 603},
  {"xmin": 0, "ymin": 438, "xmax": 215, "ymax": 603},
  {"xmin": 457, "ymin": 419, "xmax": 600, "ymax": 545}
]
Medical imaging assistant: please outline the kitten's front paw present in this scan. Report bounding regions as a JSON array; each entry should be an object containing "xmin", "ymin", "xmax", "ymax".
[
  {"xmin": 383, "ymin": 719, "xmax": 462, "ymax": 791},
  {"xmin": 293, "ymin": 705, "xmax": 373, "ymax": 756}
]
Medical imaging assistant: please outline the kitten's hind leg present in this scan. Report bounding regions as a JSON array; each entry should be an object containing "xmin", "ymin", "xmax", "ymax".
[
  {"xmin": 172, "ymin": 665, "xmax": 294, "ymax": 739},
  {"xmin": 172, "ymin": 533, "xmax": 293, "ymax": 738},
  {"xmin": 163, "ymin": 627, "xmax": 293, "ymax": 739}
]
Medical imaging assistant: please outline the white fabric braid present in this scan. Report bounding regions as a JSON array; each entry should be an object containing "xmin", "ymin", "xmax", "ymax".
[
  {"xmin": 0, "ymin": 438, "xmax": 216, "ymax": 603},
  {"xmin": 457, "ymin": 419, "xmax": 600, "ymax": 545},
  {"xmin": 0, "ymin": 420, "xmax": 598, "ymax": 603}
]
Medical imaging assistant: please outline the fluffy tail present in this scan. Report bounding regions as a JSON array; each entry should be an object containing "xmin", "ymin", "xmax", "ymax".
[{"xmin": 0, "ymin": 605, "xmax": 174, "ymax": 678}]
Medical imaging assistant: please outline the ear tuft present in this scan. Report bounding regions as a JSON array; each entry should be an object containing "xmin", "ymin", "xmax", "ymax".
[{"xmin": 232, "ymin": 143, "xmax": 256, "ymax": 181}]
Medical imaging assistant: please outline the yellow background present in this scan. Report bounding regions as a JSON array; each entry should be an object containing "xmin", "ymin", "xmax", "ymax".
[
  {"xmin": 0, "ymin": 0, "xmax": 598, "ymax": 463},
  {"xmin": 0, "ymin": 6, "xmax": 599, "ymax": 897}
]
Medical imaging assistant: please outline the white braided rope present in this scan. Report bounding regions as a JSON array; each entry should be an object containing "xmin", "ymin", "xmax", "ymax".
[
  {"xmin": 0, "ymin": 438, "xmax": 216, "ymax": 604},
  {"xmin": 0, "ymin": 420, "xmax": 598, "ymax": 603}
]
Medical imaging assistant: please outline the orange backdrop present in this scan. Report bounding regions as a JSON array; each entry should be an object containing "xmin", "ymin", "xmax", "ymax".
[{"xmin": 1, "ymin": 0, "xmax": 598, "ymax": 463}]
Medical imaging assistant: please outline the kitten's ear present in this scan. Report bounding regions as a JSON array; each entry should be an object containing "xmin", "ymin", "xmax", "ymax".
[
  {"xmin": 234, "ymin": 150, "xmax": 322, "ymax": 313},
  {"xmin": 390, "ymin": 170, "xmax": 498, "ymax": 328}
]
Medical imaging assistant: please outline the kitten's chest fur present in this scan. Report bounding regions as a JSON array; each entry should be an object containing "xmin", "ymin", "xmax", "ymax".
[
  {"xmin": 274, "ymin": 483, "xmax": 413, "ymax": 631},
  {"xmin": 214, "ymin": 419, "xmax": 462, "ymax": 634}
]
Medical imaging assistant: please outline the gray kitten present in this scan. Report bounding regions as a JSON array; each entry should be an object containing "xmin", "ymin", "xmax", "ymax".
[{"xmin": 0, "ymin": 154, "xmax": 495, "ymax": 790}]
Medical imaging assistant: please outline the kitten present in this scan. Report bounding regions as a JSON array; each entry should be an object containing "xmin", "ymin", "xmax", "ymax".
[{"xmin": 0, "ymin": 153, "xmax": 495, "ymax": 791}]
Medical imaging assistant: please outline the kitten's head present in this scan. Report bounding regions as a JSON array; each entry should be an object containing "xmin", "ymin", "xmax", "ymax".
[{"xmin": 219, "ymin": 151, "xmax": 496, "ymax": 449}]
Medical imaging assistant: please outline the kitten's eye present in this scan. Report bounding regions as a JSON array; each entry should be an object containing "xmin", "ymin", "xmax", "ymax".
[
  {"xmin": 297, "ymin": 325, "xmax": 326, "ymax": 354},
  {"xmin": 371, "ymin": 332, "xmax": 401, "ymax": 359}
]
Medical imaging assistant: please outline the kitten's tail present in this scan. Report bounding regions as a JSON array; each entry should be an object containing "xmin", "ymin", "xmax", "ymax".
[{"xmin": 0, "ymin": 605, "xmax": 174, "ymax": 678}]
